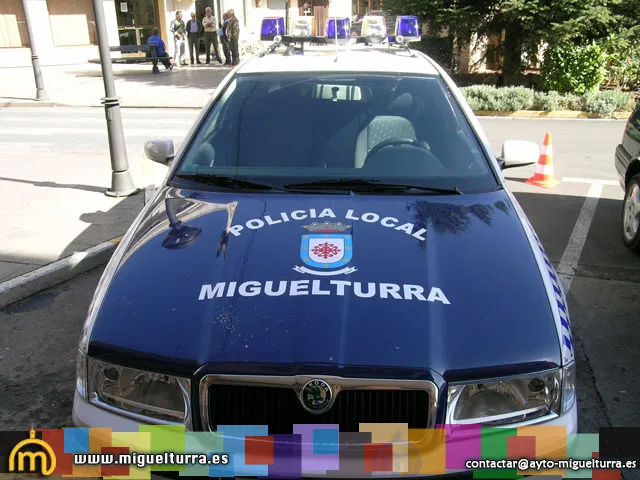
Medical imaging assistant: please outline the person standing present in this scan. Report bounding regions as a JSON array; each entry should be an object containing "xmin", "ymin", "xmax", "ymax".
[
  {"xmin": 202, "ymin": 7, "xmax": 223, "ymax": 64},
  {"xmin": 225, "ymin": 9, "xmax": 240, "ymax": 66},
  {"xmin": 170, "ymin": 11, "xmax": 186, "ymax": 66},
  {"xmin": 186, "ymin": 11, "xmax": 203, "ymax": 65},
  {"xmin": 219, "ymin": 12, "xmax": 231, "ymax": 65}
]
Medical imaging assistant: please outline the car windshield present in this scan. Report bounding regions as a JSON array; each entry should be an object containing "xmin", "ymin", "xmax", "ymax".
[{"xmin": 172, "ymin": 72, "xmax": 499, "ymax": 193}]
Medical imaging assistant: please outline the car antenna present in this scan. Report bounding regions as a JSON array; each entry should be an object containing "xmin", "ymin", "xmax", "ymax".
[{"xmin": 333, "ymin": 14, "xmax": 339, "ymax": 62}]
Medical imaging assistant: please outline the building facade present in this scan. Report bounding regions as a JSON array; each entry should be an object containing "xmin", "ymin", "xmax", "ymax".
[{"xmin": 0, "ymin": 0, "xmax": 350, "ymax": 66}]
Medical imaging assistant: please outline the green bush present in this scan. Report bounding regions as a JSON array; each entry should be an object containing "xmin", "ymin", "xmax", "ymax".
[
  {"xmin": 460, "ymin": 86, "xmax": 633, "ymax": 116},
  {"xmin": 542, "ymin": 42, "xmax": 606, "ymax": 95},
  {"xmin": 533, "ymin": 91, "xmax": 563, "ymax": 111},
  {"xmin": 601, "ymin": 35, "xmax": 640, "ymax": 91},
  {"xmin": 499, "ymin": 87, "xmax": 535, "ymax": 111},
  {"xmin": 460, "ymin": 85, "xmax": 534, "ymax": 111},
  {"xmin": 460, "ymin": 85, "xmax": 498, "ymax": 110},
  {"xmin": 558, "ymin": 93, "xmax": 585, "ymax": 111},
  {"xmin": 583, "ymin": 90, "xmax": 632, "ymax": 118}
]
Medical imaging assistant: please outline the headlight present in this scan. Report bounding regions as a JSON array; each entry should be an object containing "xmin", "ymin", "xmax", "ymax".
[
  {"xmin": 87, "ymin": 357, "xmax": 192, "ymax": 427},
  {"xmin": 562, "ymin": 362, "xmax": 576, "ymax": 412},
  {"xmin": 446, "ymin": 365, "xmax": 575, "ymax": 426},
  {"xmin": 76, "ymin": 350, "xmax": 88, "ymax": 400}
]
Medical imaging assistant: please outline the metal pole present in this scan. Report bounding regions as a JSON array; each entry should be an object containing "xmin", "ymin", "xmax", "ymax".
[
  {"xmin": 284, "ymin": 0, "xmax": 287, "ymax": 34},
  {"xmin": 21, "ymin": 0, "xmax": 47, "ymax": 100},
  {"xmin": 92, "ymin": 0, "xmax": 138, "ymax": 197}
]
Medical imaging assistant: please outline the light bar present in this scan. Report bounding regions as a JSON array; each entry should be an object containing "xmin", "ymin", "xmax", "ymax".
[
  {"xmin": 258, "ymin": 14, "xmax": 423, "ymax": 50},
  {"xmin": 361, "ymin": 15, "xmax": 386, "ymax": 43},
  {"xmin": 326, "ymin": 17, "xmax": 350, "ymax": 40},
  {"xmin": 395, "ymin": 15, "xmax": 421, "ymax": 42},
  {"xmin": 260, "ymin": 17, "xmax": 285, "ymax": 41},
  {"xmin": 292, "ymin": 16, "xmax": 315, "ymax": 36}
]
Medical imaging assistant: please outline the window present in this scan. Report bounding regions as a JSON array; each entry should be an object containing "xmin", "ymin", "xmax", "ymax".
[
  {"xmin": 172, "ymin": 72, "xmax": 499, "ymax": 193},
  {"xmin": 114, "ymin": 0, "xmax": 159, "ymax": 46},
  {"xmin": 626, "ymin": 106, "xmax": 640, "ymax": 144}
]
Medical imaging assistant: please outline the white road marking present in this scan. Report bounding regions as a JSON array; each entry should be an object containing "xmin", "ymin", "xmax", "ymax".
[
  {"xmin": 0, "ymin": 142, "xmax": 53, "ymax": 148},
  {"xmin": 557, "ymin": 182, "xmax": 604, "ymax": 293},
  {"xmin": 1, "ymin": 128, "xmax": 189, "ymax": 137},
  {"xmin": 562, "ymin": 177, "xmax": 619, "ymax": 186},
  {"xmin": 2, "ymin": 117, "xmax": 195, "ymax": 126},
  {"xmin": 1, "ymin": 108, "xmax": 199, "ymax": 116}
]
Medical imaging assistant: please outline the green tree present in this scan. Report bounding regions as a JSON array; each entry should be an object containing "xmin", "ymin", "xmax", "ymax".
[{"xmin": 385, "ymin": 0, "xmax": 638, "ymax": 85}]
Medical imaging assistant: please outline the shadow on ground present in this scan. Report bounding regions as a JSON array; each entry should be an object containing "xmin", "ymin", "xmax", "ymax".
[
  {"xmin": 72, "ymin": 62, "xmax": 232, "ymax": 91},
  {"xmin": 0, "ymin": 176, "xmax": 108, "ymax": 194}
]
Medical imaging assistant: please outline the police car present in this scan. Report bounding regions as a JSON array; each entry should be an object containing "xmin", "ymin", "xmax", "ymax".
[{"xmin": 73, "ymin": 15, "xmax": 577, "ymax": 474}]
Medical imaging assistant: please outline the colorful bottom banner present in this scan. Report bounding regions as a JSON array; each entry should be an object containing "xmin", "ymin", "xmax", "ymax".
[{"xmin": 0, "ymin": 425, "xmax": 637, "ymax": 479}]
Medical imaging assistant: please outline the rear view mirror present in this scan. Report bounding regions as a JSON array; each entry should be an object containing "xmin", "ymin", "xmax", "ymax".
[
  {"xmin": 498, "ymin": 140, "xmax": 539, "ymax": 170},
  {"xmin": 144, "ymin": 139, "xmax": 175, "ymax": 166},
  {"xmin": 312, "ymin": 84, "xmax": 370, "ymax": 102}
]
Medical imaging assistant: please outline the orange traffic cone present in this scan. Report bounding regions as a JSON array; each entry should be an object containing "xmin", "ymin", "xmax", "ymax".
[{"xmin": 525, "ymin": 133, "xmax": 560, "ymax": 188}]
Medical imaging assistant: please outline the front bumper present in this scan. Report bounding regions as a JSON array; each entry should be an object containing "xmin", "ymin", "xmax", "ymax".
[
  {"xmin": 73, "ymin": 391, "xmax": 578, "ymax": 478},
  {"xmin": 72, "ymin": 391, "xmax": 142, "ymax": 432}
]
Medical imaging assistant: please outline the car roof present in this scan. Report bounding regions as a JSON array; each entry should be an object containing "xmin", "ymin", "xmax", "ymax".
[{"xmin": 236, "ymin": 46, "xmax": 441, "ymax": 76}]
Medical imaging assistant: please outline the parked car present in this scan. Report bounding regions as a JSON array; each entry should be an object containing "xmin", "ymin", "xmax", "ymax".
[
  {"xmin": 615, "ymin": 104, "xmax": 640, "ymax": 252},
  {"xmin": 73, "ymin": 31, "xmax": 578, "ymax": 472}
]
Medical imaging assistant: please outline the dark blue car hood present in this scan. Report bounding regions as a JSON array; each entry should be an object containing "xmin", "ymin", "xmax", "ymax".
[{"xmin": 89, "ymin": 187, "xmax": 562, "ymax": 380}]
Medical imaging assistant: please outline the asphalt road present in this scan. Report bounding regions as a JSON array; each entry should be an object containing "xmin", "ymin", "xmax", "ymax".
[{"xmin": 0, "ymin": 113, "xmax": 639, "ymax": 475}]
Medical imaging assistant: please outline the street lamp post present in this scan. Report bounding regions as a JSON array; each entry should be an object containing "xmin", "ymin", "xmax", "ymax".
[
  {"xmin": 285, "ymin": 0, "xmax": 289, "ymax": 34},
  {"xmin": 92, "ymin": 0, "xmax": 138, "ymax": 197},
  {"xmin": 21, "ymin": 0, "xmax": 47, "ymax": 100}
]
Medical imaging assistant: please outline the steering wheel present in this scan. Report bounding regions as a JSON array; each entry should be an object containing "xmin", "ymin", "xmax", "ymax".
[{"xmin": 363, "ymin": 138, "xmax": 430, "ymax": 165}]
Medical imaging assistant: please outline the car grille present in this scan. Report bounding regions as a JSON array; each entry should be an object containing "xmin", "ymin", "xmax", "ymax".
[{"xmin": 206, "ymin": 384, "xmax": 430, "ymax": 434}]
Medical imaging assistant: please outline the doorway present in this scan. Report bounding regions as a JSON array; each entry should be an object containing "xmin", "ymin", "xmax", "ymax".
[
  {"xmin": 115, "ymin": 0, "xmax": 159, "ymax": 46},
  {"xmin": 195, "ymin": 0, "xmax": 218, "ymax": 53},
  {"xmin": 299, "ymin": 0, "xmax": 327, "ymax": 35}
]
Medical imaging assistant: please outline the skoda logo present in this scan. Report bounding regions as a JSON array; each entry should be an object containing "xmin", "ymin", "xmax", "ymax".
[{"xmin": 300, "ymin": 379, "xmax": 332, "ymax": 413}]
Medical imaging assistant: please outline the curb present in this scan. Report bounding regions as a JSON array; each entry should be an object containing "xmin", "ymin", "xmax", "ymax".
[
  {"xmin": 0, "ymin": 101, "xmax": 201, "ymax": 109},
  {"xmin": 0, "ymin": 100, "xmax": 67, "ymax": 108},
  {"xmin": 473, "ymin": 110, "xmax": 630, "ymax": 119},
  {"xmin": 1, "ymin": 101, "xmax": 629, "ymax": 117},
  {"xmin": 0, "ymin": 185, "xmax": 156, "ymax": 309},
  {"xmin": 0, "ymin": 236, "xmax": 123, "ymax": 309}
]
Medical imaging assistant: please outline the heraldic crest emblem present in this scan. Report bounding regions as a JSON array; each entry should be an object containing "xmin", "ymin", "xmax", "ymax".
[{"xmin": 293, "ymin": 221, "xmax": 357, "ymax": 276}]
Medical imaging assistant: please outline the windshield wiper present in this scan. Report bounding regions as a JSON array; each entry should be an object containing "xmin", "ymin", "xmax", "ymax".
[
  {"xmin": 175, "ymin": 173, "xmax": 284, "ymax": 191},
  {"xmin": 283, "ymin": 178, "xmax": 463, "ymax": 195}
]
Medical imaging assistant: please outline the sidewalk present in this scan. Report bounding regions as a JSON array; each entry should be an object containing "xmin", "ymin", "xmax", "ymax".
[
  {"xmin": 0, "ymin": 134, "xmax": 171, "ymax": 307},
  {"xmin": 0, "ymin": 61, "xmax": 232, "ymax": 108},
  {"xmin": 0, "ymin": 59, "xmax": 228, "ymax": 306}
]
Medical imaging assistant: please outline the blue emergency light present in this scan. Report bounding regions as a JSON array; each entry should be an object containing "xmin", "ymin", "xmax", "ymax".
[
  {"xmin": 257, "ymin": 12, "xmax": 422, "ymax": 52},
  {"xmin": 394, "ymin": 15, "xmax": 420, "ymax": 42},
  {"xmin": 326, "ymin": 17, "xmax": 350, "ymax": 39},
  {"xmin": 260, "ymin": 17, "xmax": 285, "ymax": 40}
]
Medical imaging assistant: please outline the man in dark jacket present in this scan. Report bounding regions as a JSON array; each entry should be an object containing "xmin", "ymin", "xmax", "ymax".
[
  {"xmin": 225, "ymin": 9, "xmax": 240, "ymax": 66},
  {"xmin": 219, "ymin": 12, "xmax": 231, "ymax": 65},
  {"xmin": 186, "ymin": 11, "xmax": 203, "ymax": 64}
]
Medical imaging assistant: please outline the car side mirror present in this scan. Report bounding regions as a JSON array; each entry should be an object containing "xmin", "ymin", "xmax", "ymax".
[
  {"xmin": 497, "ymin": 140, "xmax": 540, "ymax": 170},
  {"xmin": 144, "ymin": 139, "xmax": 175, "ymax": 166}
]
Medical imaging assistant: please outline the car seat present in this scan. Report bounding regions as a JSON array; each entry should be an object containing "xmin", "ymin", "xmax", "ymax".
[{"xmin": 353, "ymin": 92, "xmax": 417, "ymax": 168}]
